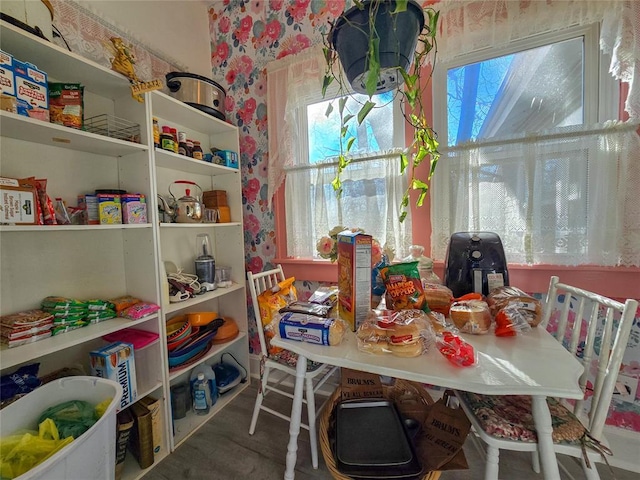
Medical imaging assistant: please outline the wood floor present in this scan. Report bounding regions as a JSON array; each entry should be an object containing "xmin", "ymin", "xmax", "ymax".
[{"xmin": 143, "ymin": 379, "xmax": 636, "ymax": 480}]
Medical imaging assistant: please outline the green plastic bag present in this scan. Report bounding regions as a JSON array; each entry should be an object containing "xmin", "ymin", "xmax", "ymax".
[
  {"xmin": 0, "ymin": 418, "xmax": 74, "ymax": 479},
  {"xmin": 37, "ymin": 400, "xmax": 98, "ymax": 439}
]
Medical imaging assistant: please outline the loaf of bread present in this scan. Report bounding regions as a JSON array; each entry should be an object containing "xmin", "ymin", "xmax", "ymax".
[
  {"xmin": 449, "ymin": 300, "xmax": 492, "ymax": 334},
  {"xmin": 487, "ymin": 286, "xmax": 542, "ymax": 327},
  {"xmin": 423, "ymin": 283, "xmax": 454, "ymax": 315},
  {"xmin": 278, "ymin": 312, "xmax": 346, "ymax": 345}
]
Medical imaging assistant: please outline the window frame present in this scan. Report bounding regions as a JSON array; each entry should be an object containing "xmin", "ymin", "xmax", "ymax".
[
  {"xmin": 432, "ymin": 23, "xmax": 616, "ymax": 142},
  {"xmin": 274, "ymin": 23, "xmax": 639, "ymax": 300},
  {"xmin": 279, "ymin": 85, "xmax": 408, "ymax": 262}
]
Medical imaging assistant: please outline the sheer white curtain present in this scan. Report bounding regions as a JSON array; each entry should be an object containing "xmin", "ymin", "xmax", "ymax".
[
  {"xmin": 266, "ymin": 44, "xmax": 325, "ymax": 207},
  {"xmin": 266, "ymin": 46, "xmax": 411, "ymax": 259},
  {"xmin": 285, "ymin": 151, "xmax": 410, "ymax": 259},
  {"xmin": 437, "ymin": 0, "xmax": 639, "ymax": 119},
  {"xmin": 431, "ymin": 122, "xmax": 640, "ymax": 267}
]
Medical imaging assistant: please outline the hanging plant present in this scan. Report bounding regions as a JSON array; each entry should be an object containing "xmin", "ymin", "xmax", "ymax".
[{"xmin": 322, "ymin": 0, "xmax": 440, "ymax": 222}]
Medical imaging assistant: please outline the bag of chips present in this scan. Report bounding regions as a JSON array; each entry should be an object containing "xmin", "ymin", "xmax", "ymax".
[
  {"xmin": 379, "ymin": 262, "xmax": 429, "ymax": 313},
  {"xmin": 257, "ymin": 277, "xmax": 297, "ymax": 355}
]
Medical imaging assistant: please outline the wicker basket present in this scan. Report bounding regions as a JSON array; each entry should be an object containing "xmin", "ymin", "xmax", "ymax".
[{"xmin": 319, "ymin": 379, "xmax": 441, "ymax": 480}]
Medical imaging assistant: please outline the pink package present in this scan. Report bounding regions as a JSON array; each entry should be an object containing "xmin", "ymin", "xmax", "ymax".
[
  {"xmin": 121, "ymin": 194, "xmax": 147, "ymax": 224},
  {"xmin": 121, "ymin": 302, "xmax": 160, "ymax": 320}
]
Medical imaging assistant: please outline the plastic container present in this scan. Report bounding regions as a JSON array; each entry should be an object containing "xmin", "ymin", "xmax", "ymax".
[
  {"xmin": 403, "ymin": 245, "xmax": 441, "ymax": 285},
  {"xmin": 0, "ymin": 376, "xmax": 122, "ymax": 480},
  {"xmin": 170, "ymin": 383, "xmax": 189, "ymax": 419}
]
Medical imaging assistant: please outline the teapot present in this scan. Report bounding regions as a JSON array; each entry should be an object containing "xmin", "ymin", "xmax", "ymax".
[
  {"xmin": 169, "ymin": 180, "xmax": 204, "ymax": 223},
  {"xmin": 157, "ymin": 194, "xmax": 175, "ymax": 223}
]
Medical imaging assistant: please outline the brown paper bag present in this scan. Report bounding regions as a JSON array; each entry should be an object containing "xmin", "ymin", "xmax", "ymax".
[
  {"xmin": 340, "ymin": 368, "xmax": 384, "ymax": 400},
  {"xmin": 417, "ymin": 392, "xmax": 471, "ymax": 471}
]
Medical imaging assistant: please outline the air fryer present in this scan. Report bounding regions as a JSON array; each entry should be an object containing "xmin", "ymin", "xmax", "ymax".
[{"xmin": 443, "ymin": 232, "xmax": 509, "ymax": 298}]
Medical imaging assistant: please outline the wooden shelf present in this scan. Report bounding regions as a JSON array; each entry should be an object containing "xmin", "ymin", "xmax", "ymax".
[
  {"xmin": 0, "ymin": 111, "xmax": 148, "ymax": 156},
  {"xmin": 154, "ymin": 148, "xmax": 238, "ymax": 176},
  {"xmin": 164, "ymin": 283, "xmax": 244, "ymax": 314},
  {"xmin": 0, "ymin": 20, "xmax": 132, "ymax": 99},
  {"xmin": 0, "ymin": 315, "xmax": 158, "ymax": 370}
]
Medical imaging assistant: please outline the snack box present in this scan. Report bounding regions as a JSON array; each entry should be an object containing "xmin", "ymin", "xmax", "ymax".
[
  {"xmin": 90, "ymin": 341, "xmax": 137, "ymax": 409},
  {"xmin": 211, "ymin": 150, "xmax": 238, "ymax": 169},
  {"xmin": 121, "ymin": 194, "xmax": 147, "ymax": 224},
  {"xmin": 78, "ymin": 194, "xmax": 99, "ymax": 225},
  {"xmin": 220, "ymin": 150, "xmax": 238, "ymax": 169},
  {"xmin": 337, "ymin": 231, "xmax": 372, "ymax": 332},
  {"xmin": 13, "ymin": 59, "xmax": 49, "ymax": 122},
  {"xmin": 0, "ymin": 50, "xmax": 15, "ymax": 97},
  {"xmin": 98, "ymin": 193, "xmax": 122, "ymax": 224}
]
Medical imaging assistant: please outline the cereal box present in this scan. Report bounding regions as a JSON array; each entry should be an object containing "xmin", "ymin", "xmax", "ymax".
[
  {"xmin": 337, "ymin": 231, "xmax": 372, "ymax": 332},
  {"xmin": 13, "ymin": 59, "xmax": 49, "ymax": 122},
  {"xmin": 90, "ymin": 341, "xmax": 137, "ymax": 409},
  {"xmin": 121, "ymin": 194, "xmax": 147, "ymax": 224},
  {"xmin": 0, "ymin": 50, "xmax": 15, "ymax": 97},
  {"xmin": 98, "ymin": 194, "xmax": 122, "ymax": 224}
]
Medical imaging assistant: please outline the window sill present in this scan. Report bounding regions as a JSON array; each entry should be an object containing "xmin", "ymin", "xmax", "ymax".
[{"xmin": 274, "ymin": 258, "xmax": 640, "ymax": 299}]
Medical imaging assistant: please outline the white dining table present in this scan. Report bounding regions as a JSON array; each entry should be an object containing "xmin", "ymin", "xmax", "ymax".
[{"xmin": 271, "ymin": 326, "xmax": 584, "ymax": 480}]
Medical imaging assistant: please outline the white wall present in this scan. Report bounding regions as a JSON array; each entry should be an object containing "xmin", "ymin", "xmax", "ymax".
[{"xmin": 77, "ymin": 0, "xmax": 212, "ymax": 77}]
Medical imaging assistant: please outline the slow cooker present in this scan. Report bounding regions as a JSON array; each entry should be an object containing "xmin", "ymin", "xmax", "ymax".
[{"xmin": 165, "ymin": 72, "xmax": 226, "ymax": 121}]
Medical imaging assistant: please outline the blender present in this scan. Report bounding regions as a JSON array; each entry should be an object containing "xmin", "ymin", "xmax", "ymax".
[{"xmin": 195, "ymin": 233, "xmax": 216, "ymax": 291}]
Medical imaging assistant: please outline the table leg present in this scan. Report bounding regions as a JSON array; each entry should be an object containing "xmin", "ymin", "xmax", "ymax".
[
  {"xmin": 284, "ymin": 353, "xmax": 307, "ymax": 480},
  {"xmin": 531, "ymin": 395, "xmax": 561, "ymax": 480}
]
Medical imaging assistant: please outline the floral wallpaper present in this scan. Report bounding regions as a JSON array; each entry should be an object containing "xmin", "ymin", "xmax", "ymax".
[{"xmin": 207, "ymin": 0, "xmax": 346, "ymax": 355}]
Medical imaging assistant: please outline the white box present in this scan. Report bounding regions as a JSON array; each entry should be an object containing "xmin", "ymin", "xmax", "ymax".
[
  {"xmin": 90, "ymin": 342, "xmax": 137, "ymax": 408},
  {"xmin": 0, "ymin": 376, "xmax": 122, "ymax": 480}
]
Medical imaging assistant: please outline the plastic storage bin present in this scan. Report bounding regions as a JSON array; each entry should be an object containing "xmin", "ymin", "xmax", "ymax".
[{"xmin": 0, "ymin": 376, "xmax": 122, "ymax": 480}]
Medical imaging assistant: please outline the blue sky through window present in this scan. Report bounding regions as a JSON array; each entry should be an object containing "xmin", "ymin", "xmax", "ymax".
[
  {"xmin": 307, "ymin": 91, "xmax": 395, "ymax": 164},
  {"xmin": 447, "ymin": 55, "xmax": 514, "ymax": 146}
]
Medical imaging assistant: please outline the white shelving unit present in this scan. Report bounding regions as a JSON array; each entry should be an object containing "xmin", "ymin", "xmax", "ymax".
[{"xmin": 0, "ymin": 21, "xmax": 249, "ymax": 480}]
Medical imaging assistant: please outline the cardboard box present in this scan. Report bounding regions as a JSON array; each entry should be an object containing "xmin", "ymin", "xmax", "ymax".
[
  {"xmin": 115, "ymin": 409, "xmax": 134, "ymax": 480},
  {"xmin": 121, "ymin": 194, "xmax": 147, "ymax": 224},
  {"xmin": 203, "ymin": 190, "xmax": 227, "ymax": 208},
  {"xmin": 97, "ymin": 193, "xmax": 122, "ymax": 224},
  {"xmin": 90, "ymin": 341, "xmax": 137, "ymax": 409},
  {"xmin": 0, "ymin": 50, "xmax": 15, "ymax": 97},
  {"xmin": 0, "ymin": 185, "xmax": 37, "ymax": 224},
  {"xmin": 139, "ymin": 395, "xmax": 163, "ymax": 455},
  {"xmin": 13, "ymin": 59, "xmax": 49, "ymax": 122},
  {"xmin": 77, "ymin": 194, "xmax": 99, "ymax": 224},
  {"xmin": 220, "ymin": 150, "xmax": 238, "ymax": 169},
  {"xmin": 337, "ymin": 231, "xmax": 372, "ymax": 332}
]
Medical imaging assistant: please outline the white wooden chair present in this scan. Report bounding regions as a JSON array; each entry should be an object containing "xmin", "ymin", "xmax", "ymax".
[
  {"xmin": 247, "ymin": 265, "xmax": 338, "ymax": 469},
  {"xmin": 455, "ymin": 275, "xmax": 637, "ymax": 480}
]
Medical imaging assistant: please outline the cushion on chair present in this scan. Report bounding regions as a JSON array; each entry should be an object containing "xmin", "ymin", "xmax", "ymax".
[
  {"xmin": 458, "ymin": 392, "xmax": 587, "ymax": 444},
  {"xmin": 268, "ymin": 350, "xmax": 325, "ymax": 372}
]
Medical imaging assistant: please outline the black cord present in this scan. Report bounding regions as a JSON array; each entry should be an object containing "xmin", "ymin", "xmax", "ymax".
[
  {"xmin": 220, "ymin": 352, "xmax": 248, "ymax": 383},
  {"xmin": 51, "ymin": 24, "xmax": 71, "ymax": 51}
]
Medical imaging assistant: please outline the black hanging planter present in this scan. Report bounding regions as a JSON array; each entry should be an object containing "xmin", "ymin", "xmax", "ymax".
[{"xmin": 329, "ymin": 0, "xmax": 425, "ymax": 94}]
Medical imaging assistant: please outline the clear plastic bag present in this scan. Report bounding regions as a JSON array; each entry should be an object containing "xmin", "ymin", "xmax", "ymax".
[{"xmin": 356, "ymin": 309, "xmax": 435, "ymax": 357}]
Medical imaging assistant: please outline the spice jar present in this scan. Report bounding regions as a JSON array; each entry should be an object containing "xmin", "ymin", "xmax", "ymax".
[
  {"xmin": 160, "ymin": 126, "xmax": 175, "ymax": 152},
  {"xmin": 192, "ymin": 141, "xmax": 203, "ymax": 160}
]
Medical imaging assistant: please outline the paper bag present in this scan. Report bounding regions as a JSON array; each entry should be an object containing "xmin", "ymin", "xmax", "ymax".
[
  {"xmin": 417, "ymin": 392, "xmax": 471, "ymax": 471},
  {"xmin": 340, "ymin": 368, "xmax": 383, "ymax": 400}
]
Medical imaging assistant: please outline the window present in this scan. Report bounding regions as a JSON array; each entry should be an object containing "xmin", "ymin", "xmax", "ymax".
[
  {"xmin": 431, "ymin": 24, "xmax": 640, "ymax": 267},
  {"xmin": 267, "ymin": 45, "xmax": 411, "ymax": 261}
]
